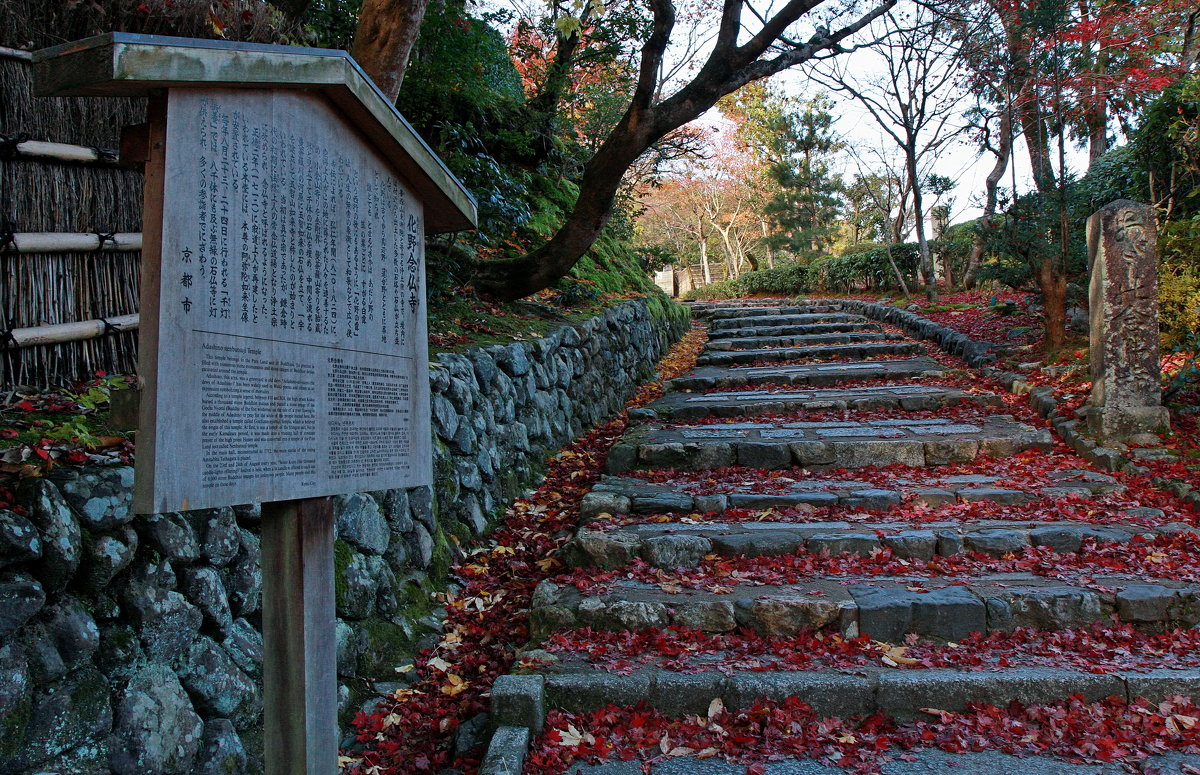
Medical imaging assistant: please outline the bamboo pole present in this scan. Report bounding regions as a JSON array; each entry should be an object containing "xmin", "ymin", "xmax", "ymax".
[
  {"xmin": 2, "ymin": 232, "xmax": 142, "ymax": 253},
  {"xmin": 9, "ymin": 139, "xmax": 119, "ymax": 165},
  {"xmin": 0, "ymin": 46, "xmax": 32, "ymax": 62},
  {"xmin": 4, "ymin": 313, "xmax": 139, "ymax": 348}
]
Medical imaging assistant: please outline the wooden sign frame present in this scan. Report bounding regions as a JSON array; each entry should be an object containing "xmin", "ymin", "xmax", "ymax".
[{"xmin": 34, "ymin": 34, "xmax": 477, "ymax": 775}]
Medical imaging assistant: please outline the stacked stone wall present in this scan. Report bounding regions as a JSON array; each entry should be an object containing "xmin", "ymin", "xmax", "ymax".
[{"xmin": 0, "ymin": 298, "xmax": 687, "ymax": 775}]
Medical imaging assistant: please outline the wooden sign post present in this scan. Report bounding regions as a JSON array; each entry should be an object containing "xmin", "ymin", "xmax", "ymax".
[{"xmin": 33, "ymin": 34, "xmax": 477, "ymax": 774}]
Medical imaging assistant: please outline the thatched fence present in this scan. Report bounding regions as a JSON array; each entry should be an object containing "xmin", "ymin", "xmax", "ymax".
[{"xmin": 0, "ymin": 49, "xmax": 146, "ymax": 388}]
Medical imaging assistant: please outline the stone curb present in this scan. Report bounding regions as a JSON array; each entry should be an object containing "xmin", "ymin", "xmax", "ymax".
[
  {"xmin": 704, "ymin": 331, "xmax": 901, "ymax": 351},
  {"xmin": 517, "ymin": 666, "xmax": 1200, "ymax": 723},
  {"xmin": 707, "ymin": 321, "xmax": 883, "ymax": 339},
  {"xmin": 798, "ymin": 298, "xmax": 1198, "ymax": 511},
  {"xmin": 478, "ymin": 726, "xmax": 531, "ymax": 775},
  {"xmin": 580, "ymin": 469, "xmax": 1123, "ymax": 519},
  {"xmin": 560, "ymin": 517, "xmax": 1167, "ymax": 571},
  {"xmin": 530, "ymin": 576, "xmax": 1200, "ymax": 642},
  {"xmin": 696, "ymin": 341, "xmax": 923, "ymax": 367}
]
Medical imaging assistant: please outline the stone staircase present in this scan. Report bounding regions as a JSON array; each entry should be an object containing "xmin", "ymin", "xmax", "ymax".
[{"xmin": 485, "ymin": 299, "xmax": 1200, "ymax": 774}]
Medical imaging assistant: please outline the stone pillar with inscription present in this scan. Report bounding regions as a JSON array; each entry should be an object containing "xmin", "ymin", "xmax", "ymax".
[{"xmin": 1086, "ymin": 199, "xmax": 1169, "ymax": 444}]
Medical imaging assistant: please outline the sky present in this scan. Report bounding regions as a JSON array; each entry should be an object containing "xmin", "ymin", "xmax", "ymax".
[{"xmin": 476, "ymin": 0, "xmax": 1097, "ymax": 229}]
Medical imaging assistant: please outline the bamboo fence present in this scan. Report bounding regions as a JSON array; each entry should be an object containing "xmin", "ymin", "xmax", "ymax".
[{"xmin": 0, "ymin": 54, "xmax": 147, "ymax": 388}]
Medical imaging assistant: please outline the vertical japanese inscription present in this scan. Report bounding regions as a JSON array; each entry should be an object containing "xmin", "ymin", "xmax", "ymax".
[{"xmin": 137, "ymin": 88, "xmax": 430, "ymax": 513}]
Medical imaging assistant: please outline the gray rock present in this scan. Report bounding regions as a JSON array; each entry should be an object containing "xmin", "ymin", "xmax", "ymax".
[
  {"xmin": 963, "ymin": 529, "xmax": 1028, "ymax": 556},
  {"xmin": 497, "ymin": 343, "xmax": 532, "ymax": 376},
  {"xmin": 178, "ymin": 635, "xmax": 258, "ymax": 721},
  {"xmin": 10, "ymin": 666, "xmax": 112, "ymax": 772},
  {"xmin": 431, "ymin": 394, "xmax": 460, "ymax": 440},
  {"xmin": 579, "ymin": 491, "xmax": 633, "ymax": 519},
  {"xmin": 672, "ymin": 600, "xmax": 737, "ymax": 631},
  {"xmin": 957, "ymin": 487, "xmax": 1034, "ymax": 505},
  {"xmin": 843, "ymin": 489, "xmax": 901, "ymax": 508},
  {"xmin": 334, "ymin": 493, "xmax": 390, "ymax": 555},
  {"xmin": 110, "ymin": 665, "xmax": 203, "ymax": 775},
  {"xmin": 0, "ymin": 570, "xmax": 45, "ymax": 638},
  {"xmin": 641, "ymin": 534, "xmax": 711, "ymax": 569},
  {"xmin": 23, "ymin": 478, "xmax": 82, "ymax": 594},
  {"xmin": 1029, "ymin": 526, "xmax": 1087, "ymax": 553},
  {"xmin": 96, "ymin": 624, "xmax": 145, "ymax": 679},
  {"xmin": 410, "ymin": 523, "xmax": 434, "ymax": 567},
  {"xmin": 490, "ymin": 674, "xmax": 545, "ymax": 732},
  {"xmin": 470, "ymin": 349, "xmax": 499, "ymax": 388},
  {"xmin": 709, "ymin": 531, "xmax": 804, "ymax": 557},
  {"xmin": 631, "ymin": 491, "xmax": 693, "ymax": 513},
  {"xmin": 409, "ymin": 486, "xmax": 436, "ymax": 532},
  {"xmin": 935, "ymin": 530, "xmax": 964, "ymax": 556},
  {"xmin": 736, "ymin": 442, "xmax": 792, "ymax": 468},
  {"xmin": 0, "ymin": 509, "xmax": 41, "ymax": 567},
  {"xmin": 456, "ymin": 459, "xmax": 483, "ymax": 491},
  {"xmin": 1117, "ymin": 585, "xmax": 1175, "ymax": 622},
  {"xmin": 561, "ymin": 530, "xmax": 641, "ymax": 570},
  {"xmin": 911, "ymin": 488, "xmax": 956, "ymax": 507},
  {"xmin": 183, "ymin": 508, "xmax": 241, "ymax": 567},
  {"xmin": 577, "ymin": 598, "xmax": 669, "ymax": 631},
  {"xmin": 44, "ymin": 596, "xmax": 101, "ymax": 672},
  {"xmin": 337, "ymin": 550, "xmax": 377, "ymax": 619},
  {"xmin": 736, "ymin": 595, "xmax": 841, "ymax": 636},
  {"xmin": 194, "ymin": 718, "xmax": 247, "ymax": 775},
  {"xmin": 222, "ymin": 530, "xmax": 261, "ymax": 617},
  {"xmin": 1007, "ymin": 588, "xmax": 1103, "ymax": 629},
  {"xmin": 54, "ymin": 465, "xmax": 135, "ymax": 529},
  {"xmin": 221, "ymin": 617, "xmax": 264, "ymax": 677},
  {"xmin": 121, "ymin": 580, "xmax": 203, "ymax": 663},
  {"xmin": 882, "ymin": 530, "xmax": 937, "ymax": 560},
  {"xmin": 692, "ymin": 494, "xmax": 728, "ymax": 514},
  {"xmin": 366, "ymin": 554, "xmax": 399, "ymax": 616},
  {"xmin": 0, "ymin": 641, "xmax": 30, "ymax": 718},
  {"xmin": 807, "ymin": 533, "xmax": 879, "ymax": 557},
  {"xmin": 143, "ymin": 512, "xmax": 201, "ymax": 563},
  {"xmin": 23, "ymin": 621, "xmax": 67, "ymax": 684},
  {"xmin": 79, "ymin": 525, "xmax": 138, "ymax": 591},
  {"xmin": 181, "ymin": 566, "xmax": 234, "ymax": 637}
]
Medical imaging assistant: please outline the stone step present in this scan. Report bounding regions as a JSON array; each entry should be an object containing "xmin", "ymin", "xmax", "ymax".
[
  {"xmin": 709, "ymin": 312, "xmax": 864, "ymax": 329},
  {"xmin": 530, "ymin": 574, "xmax": 1200, "ymax": 642},
  {"xmin": 667, "ymin": 357, "xmax": 949, "ymax": 391},
  {"xmin": 696, "ymin": 341, "xmax": 923, "ymax": 367},
  {"xmin": 646, "ymin": 384, "xmax": 1000, "ymax": 420},
  {"xmin": 555, "ymin": 747, "xmax": 1200, "ymax": 775},
  {"xmin": 561, "ymin": 518, "xmax": 1167, "ymax": 571},
  {"xmin": 704, "ymin": 331, "xmax": 902, "ymax": 352},
  {"xmin": 604, "ymin": 416, "xmax": 1054, "ymax": 473},
  {"xmin": 707, "ymin": 321, "xmax": 882, "ymax": 339},
  {"xmin": 581, "ymin": 470, "xmax": 1126, "ymax": 517},
  {"xmin": 498, "ymin": 663, "xmax": 1200, "ymax": 729},
  {"xmin": 705, "ymin": 306, "xmax": 848, "ymax": 321}
]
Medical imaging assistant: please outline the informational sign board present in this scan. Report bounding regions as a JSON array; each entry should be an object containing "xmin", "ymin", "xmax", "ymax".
[{"xmin": 134, "ymin": 88, "xmax": 431, "ymax": 513}]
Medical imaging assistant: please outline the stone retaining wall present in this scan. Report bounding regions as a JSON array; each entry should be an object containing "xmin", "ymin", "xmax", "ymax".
[{"xmin": 0, "ymin": 298, "xmax": 687, "ymax": 775}]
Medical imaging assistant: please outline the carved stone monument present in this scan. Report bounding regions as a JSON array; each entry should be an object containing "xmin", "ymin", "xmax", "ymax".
[
  {"xmin": 34, "ymin": 33, "xmax": 476, "ymax": 775},
  {"xmin": 1086, "ymin": 199, "xmax": 1169, "ymax": 444}
]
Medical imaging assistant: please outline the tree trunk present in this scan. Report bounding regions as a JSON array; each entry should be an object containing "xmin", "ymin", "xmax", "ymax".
[
  {"xmin": 472, "ymin": 107, "xmax": 657, "ymax": 299},
  {"xmin": 351, "ymin": 0, "xmax": 431, "ymax": 101},
  {"xmin": 884, "ymin": 241, "xmax": 912, "ymax": 299},
  {"xmin": 1087, "ymin": 49, "xmax": 1109, "ymax": 166},
  {"xmin": 965, "ymin": 110, "xmax": 1012, "ymax": 289},
  {"xmin": 698, "ymin": 219, "xmax": 712, "ymax": 285},
  {"xmin": 905, "ymin": 142, "xmax": 937, "ymax": 301},
  {"xmin": 1040, "ymin": 257, "xmax": 1067, "ymax": 350}
]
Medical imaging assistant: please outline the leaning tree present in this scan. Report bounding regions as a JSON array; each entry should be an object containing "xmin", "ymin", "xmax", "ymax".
[{"xmin": 342, "ymin": 0, "xmax": 892, "ymax": 299}]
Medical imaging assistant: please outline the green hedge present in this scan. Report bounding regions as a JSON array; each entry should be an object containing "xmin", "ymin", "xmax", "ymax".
[{"xmin": 680, "ymin": 244, "xmax": 919, "ymax": 300}]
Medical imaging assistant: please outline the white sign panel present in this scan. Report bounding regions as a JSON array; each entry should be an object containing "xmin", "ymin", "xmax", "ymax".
[{"xmin": 135, "ymin": 88, "xmax": 431, "ymax": 513}]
